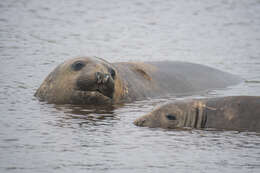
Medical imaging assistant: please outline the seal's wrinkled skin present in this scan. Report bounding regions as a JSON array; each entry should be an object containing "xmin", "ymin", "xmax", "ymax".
[
  {"xmin": 134, "ymin": 96, "xmax": 260, "ymax": 132},
  {"xmin": 35, "ymin": 56, "xmax": 241, "ymax": 104}
]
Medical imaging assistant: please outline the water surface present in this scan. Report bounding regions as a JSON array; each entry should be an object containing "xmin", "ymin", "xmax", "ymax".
[{"xmin": 0, "ymin": 0, "xmax": 260, "ymax": 172}]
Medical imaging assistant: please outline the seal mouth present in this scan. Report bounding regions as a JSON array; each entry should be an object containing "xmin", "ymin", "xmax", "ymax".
[
  {"xmin": 72, "ymin": 90, "xmax": 113, "ymax": 105},
  {"xmin": 75, "ymin": 86, "xmax": 114, "ymax": 100},
  {"xmin": 76, "ymin": 89, "xmax": 112, "ymax": 99}
]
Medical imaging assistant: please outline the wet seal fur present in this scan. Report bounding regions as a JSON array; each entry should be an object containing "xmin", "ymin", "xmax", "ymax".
[
  {"xmin": 35, "ymin": 56, "xmax": 241, "ymax": 105},
  {"xmin": 134, "ymin": 96, "xmax": 260, "ymax": 132}
]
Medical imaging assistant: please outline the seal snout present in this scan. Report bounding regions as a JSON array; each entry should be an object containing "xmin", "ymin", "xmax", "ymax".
[
  {"xmin": 134, "ymin": 117, "xmax": 146, "ymax": 126},
  {"xmin": 76, "ymin": 71, "xmax": 115, "ymax": 99}
]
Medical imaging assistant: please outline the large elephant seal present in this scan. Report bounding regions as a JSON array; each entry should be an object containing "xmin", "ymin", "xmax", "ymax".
[
  {"xmin": 35, "ymin": 56, "xmax": 241, "ymax": 104},
  {"xmin": 134, "ymin": 96, "xmax": 260, "ymax": 132}
]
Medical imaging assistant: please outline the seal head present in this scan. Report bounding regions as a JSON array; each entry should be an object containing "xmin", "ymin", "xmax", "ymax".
[
  {"xmin": 35, "ymin": 57, "xmax": 123, "ymax": 104},
  {"xmin": 134, "ymin": 100, "xmax": 207, "ymax": 129}
]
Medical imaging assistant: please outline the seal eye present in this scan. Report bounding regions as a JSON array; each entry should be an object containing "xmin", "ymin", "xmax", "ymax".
[
  {"xmin": 166, "ymin": 114, "xmax": 177, "ymax": 120},
  {"xmin": 109, "ymin": 68, "xmax": 116, "ymax": 79},
  {"xmin": 72, "ymin": 61, "xmax": 85, "ymax": 71}
]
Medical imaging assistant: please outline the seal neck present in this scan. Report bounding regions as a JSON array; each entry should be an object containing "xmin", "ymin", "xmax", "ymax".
[
  {"xmin": 185, "ymin": 101, "xmax": 207, "ymax": 128},
  {"xmin": 194, "ymin": 103, "xmax": 207, "ymax": 128}
]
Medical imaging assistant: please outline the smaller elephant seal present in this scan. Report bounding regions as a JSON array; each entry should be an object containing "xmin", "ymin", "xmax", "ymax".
[{"xmin": 134, "ymin": 96, "xmax": 260, "ymax": 132}]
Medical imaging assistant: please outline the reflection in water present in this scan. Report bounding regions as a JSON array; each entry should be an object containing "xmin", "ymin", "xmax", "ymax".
[
  {"xmin": 52, "ymin": 104, "xmax": 122, "ymax": 128},
  {"xmin": 55, "ymin": 104, "xmax": 117, "ymax": 115}
]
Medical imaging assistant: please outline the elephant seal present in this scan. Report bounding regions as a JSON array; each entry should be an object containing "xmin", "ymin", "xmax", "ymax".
[
  {"xmin": 35, "ymin": 56, "xmax": 241, "ymax": 104},
  {"xmin": 134, "ymin": 96, "xmax": 260, "ymax": 132}
]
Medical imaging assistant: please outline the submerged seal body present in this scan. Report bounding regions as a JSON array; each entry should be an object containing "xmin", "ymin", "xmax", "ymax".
[
  {"xmin": 134, "ymin": 96, "xmax": 260, "ymax": 132},
  {"xmin": 35, "ymin": 56, "xmax": 241, "ymax": 104}
]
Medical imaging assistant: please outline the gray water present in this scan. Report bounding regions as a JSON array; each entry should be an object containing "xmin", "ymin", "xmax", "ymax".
[{"xmin": 0, "ymin": 0, "xmax": 260, "ymax": 172}]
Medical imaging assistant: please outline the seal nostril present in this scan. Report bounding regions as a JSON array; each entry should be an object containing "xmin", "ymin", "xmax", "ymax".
[
  {"xmin": 96, "ymin": 72, "xmax": 111, "ymax": 84},
  {"xmin": 95, "ymin": 72, "xmax": 102, "ymax": 84},
  {"xmin": 103, "ymin": 74, "xmax": 110, "ymax": 83}
]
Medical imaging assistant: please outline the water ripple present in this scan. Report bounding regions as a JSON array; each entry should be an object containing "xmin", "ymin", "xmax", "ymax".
[{"xmin": 0, "ymin": 0, "xmax": 260, "ymax": 172}]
